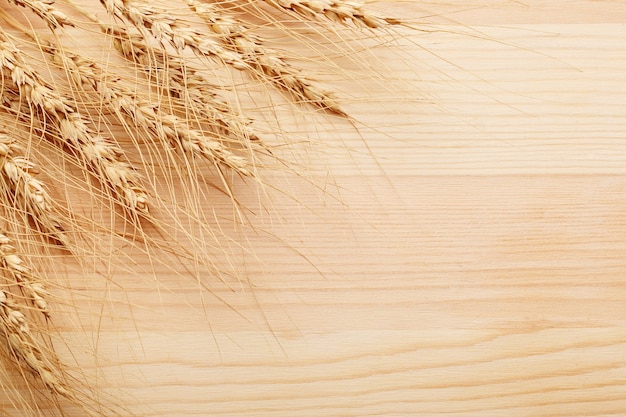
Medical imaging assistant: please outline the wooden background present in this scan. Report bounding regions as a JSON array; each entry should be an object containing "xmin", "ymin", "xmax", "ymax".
[{"xmin": 48, "ymin": 1, "xmax": 626, "ymax": 416}]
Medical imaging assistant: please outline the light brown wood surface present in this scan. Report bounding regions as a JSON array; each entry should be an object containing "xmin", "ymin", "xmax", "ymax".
[{"xmin": 50, "ymin": 1, "xmax": 626, "ymax": 416}]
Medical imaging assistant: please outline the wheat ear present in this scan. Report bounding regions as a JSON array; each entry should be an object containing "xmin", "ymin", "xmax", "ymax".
[
  {"xmin": 261, "ymin": 0, "xmax": 400, "ymax": 28},
  {"xmin": 0, "ymin": 134, "xmax": 67, "ymax": 246},
  {"xmin": 0, "ymin": 33, "xmax": 150, "ymax": 215},
  {"xmin": 0, "ymin": 232, "xmax": 49, "ymax": 317},
  {"xmin": 189, "ymin": 0, "xmax": 343, "ymax": 114},
  {"xmin": 0, "ymin": 290, "xmax": 70, "ymax": 397},
  {"xmin": 47, "ymin": 44, "xmax": 254, "ymax": 177},
  {"xmin": 5, "ymin": 0, "xmax": 74, "ymax": 29}
]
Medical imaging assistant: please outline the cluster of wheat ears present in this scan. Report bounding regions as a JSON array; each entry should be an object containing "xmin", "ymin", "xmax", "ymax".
[{"xmin": 0, "ymin": 0, "xmax": 407, "ymax": 415}]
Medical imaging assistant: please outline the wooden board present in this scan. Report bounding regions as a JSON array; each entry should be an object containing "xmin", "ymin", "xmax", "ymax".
[{"xmin": 24, "ymin": 1, "xmax": 626, "ymax": 416}]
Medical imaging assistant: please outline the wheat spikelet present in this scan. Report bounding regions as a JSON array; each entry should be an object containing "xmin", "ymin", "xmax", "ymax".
[
  {"xmin": 0, "ymin": 290, "xmax": 70, "ymax": 398},
  {"xmin": 0, "ymin": 134, "xmax": 67, "ymax": 246},
  {"xmin": 0, "ymin": 232, "xmax": 49, "ymax": 316},
  {"xmin": 103, "ymin": 0, "xmax": 248, "ymax": 68}
]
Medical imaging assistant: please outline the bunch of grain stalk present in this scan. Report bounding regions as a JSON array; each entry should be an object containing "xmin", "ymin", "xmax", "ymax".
[{"xmin": 0, "ymin": 0, "xmax": 404, "ymax": 415}]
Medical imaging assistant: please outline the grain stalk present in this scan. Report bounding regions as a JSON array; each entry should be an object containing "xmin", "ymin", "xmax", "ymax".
[{"xmin": 0, "ymin": 0, "xmax": 407, "ymax": 415}]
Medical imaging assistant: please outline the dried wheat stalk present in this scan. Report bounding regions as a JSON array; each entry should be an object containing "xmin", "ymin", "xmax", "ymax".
[
  {"xmin": 0, "ymin": 0, "xmax": 407, "ymax": 414},
  {"xmin": 164, "ymin": 58, "xmax": 263, "ymax": 144}
]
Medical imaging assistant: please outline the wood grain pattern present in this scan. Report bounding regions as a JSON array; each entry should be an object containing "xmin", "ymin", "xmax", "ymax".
[{"xmin": 47, "ymin": 2, "xmax": 626, "ymax": 416}]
